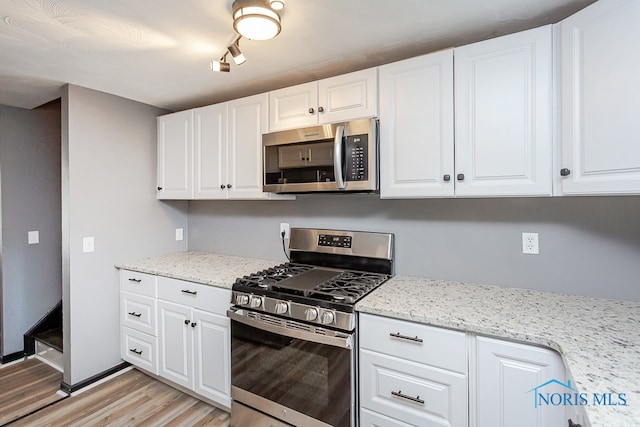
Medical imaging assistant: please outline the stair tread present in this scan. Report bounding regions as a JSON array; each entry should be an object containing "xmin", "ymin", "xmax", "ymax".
[{"xmin": 32, "ymin": 328, "xmax": 63, "ymax": 352}]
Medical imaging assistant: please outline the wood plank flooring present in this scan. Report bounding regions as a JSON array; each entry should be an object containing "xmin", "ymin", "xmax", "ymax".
[
  {"xmin": 9, "ymin": 368, "xmax": 231, "ymax": 427},
  {"xmin": 0, "ymin": 358, "xmax": 65, "ymax": 425}
]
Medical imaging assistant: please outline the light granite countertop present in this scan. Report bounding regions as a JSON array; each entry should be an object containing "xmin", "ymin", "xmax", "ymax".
[
  {"xmin": 116, "ymin": 252, "xmax": 638, "ymax": 425},
  {"xmin": 356, "ymin": 276, "xmax": 640, "ymax": 427},
  {"xmin": 115, "ymin": 251, "xmax": 278, "ymax": 289}
]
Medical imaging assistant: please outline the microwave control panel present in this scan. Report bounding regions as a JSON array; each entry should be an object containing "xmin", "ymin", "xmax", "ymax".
[{"xmin": 345, "ymin": 134, "xmax": 368, "ymax": 181}]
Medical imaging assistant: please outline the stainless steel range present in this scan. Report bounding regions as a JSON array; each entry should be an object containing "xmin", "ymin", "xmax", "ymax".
[{"xmin": 228, "ymin": 228, "xmax": 394, "ymax": 427}]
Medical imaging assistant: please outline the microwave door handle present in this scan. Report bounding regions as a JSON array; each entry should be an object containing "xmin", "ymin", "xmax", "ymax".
[{"xmin": 334, "ymin": 125, "xmax": 346, "ymax": 189}]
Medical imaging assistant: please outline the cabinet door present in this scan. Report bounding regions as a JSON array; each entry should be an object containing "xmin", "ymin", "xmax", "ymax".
[
  {"xmin": 227, "ymin": 93, "xmax": 271, "ymax": 199},
  {"xmin": 269, "ymin": 82, "xmax": 317, "ymax": 131},
  {"xmin": 558, "ymin": 0, "xmax": 640, "ymax": 195},
  {"xmin": 379, "ymin": 50, "xmax": 454, "ymax": 198},
  {"xmin": 455, "ymin": 26, "xmax": 553, "ymax": 197},
  {"xmin": 193, "ymin": 309, "xmax": 231, "ymax": 409},
  {"xmin": 318, "ymin": 68, "xmax": 378, "ymax": 124},
  {"xmin": 194, "ymin": 103, "xmax": 228, "ymax": 199},
  {"xmin": 158, "ymin": 300, "xmax": 193, "ymax": 389},
  {"xmin": 157, "ymin": 110, "xmax": 193, "ymax": 199},
  {"xmin": 474, "ymin": 336, "xmax": 565, "ymax": 427}
]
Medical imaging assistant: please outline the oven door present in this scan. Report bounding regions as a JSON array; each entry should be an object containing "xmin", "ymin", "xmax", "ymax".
[{"xmin": 228, "ymin": 308, "xmax": 355, "ymax": 427}]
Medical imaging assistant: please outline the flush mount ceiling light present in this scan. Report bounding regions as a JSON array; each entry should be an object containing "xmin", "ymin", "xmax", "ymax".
[
  {"xmin": 269, "ymin": 0, "xmax": 285, "ymax": 11},
  {"xmin": 232, "ymin": 0, "xmax": 282, "ymax": 41}
]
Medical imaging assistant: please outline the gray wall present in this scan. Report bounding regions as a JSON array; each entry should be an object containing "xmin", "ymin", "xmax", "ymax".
[
  {"xmin": 188, "ymin": 194, "xmax": 640, "ymax": 302},
  {"xmin": 0, "ymin": 102, "xmax": 62, "ymax": 356},
  {"xmin": 62, "ymin": 85, "xmax": 188, "ymax": 385}
]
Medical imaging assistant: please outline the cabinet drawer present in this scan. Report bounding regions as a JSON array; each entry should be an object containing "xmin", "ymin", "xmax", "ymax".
[
  {"xmin": 157, "ymin": 276, "xmax": 231, "ymax": 315},
  {"xmin": 359, "ymin": 313, "xmax": 466, "ymax": 374},
  {"xmin": 360, "ymin": 408, "xmax": 414, "ymax": 426},
  {"xmin": 121, "ymin": 291, "xmax": 156, "ymax": 335},
  {"xmin": 121, "ymin": 327, "xmax": 158, "ymax": 375},
  {"xmin": 360, "ymin": 349, "xmax": 467, "ymax": 427},
  {"xmin": 120, "ymin": 270, "xmax": 157, "ymax": 297}
]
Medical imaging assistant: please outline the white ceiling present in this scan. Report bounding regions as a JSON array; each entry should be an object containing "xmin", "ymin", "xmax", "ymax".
[{"xmin": 0, "ymin": 0, "xmax": 596, "ymax": 112}]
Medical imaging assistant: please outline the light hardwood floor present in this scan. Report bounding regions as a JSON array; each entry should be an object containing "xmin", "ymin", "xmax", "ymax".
[
  {"xmin": 9, "ymin": 368, "xmax": 230, "ymax": 426},
  {"xmin": 0, "ymin": 358, "xmax": 65, "ymax": 425}
]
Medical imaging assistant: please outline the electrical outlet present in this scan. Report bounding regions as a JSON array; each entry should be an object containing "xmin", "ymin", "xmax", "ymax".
[
  {"xmin": 522, "ymin": 232, "xmax": 539, "ymax": 255},
  {"xmin": 175, "ymin": 228, "xmax": 184, "ymax": 241},
  {"xmin": 280, "ymin": 223, "xmax": 290, "ymax": 239}
]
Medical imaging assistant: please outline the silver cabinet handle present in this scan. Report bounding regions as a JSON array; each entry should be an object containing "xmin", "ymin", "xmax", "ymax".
[
  {"xmin": 391, "ymin": 390, "xmax": 424, "ymax": 405},
  {"xmin": 389, "ymin": 332, "xmax": 423, "ymax": 343},
  {"xmin": 181, "ymin": 289, "xmax": 197, "ymax": 295}
]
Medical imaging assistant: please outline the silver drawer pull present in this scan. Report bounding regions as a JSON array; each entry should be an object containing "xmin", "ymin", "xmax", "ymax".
[
  {"xmin": 391, "ymin": 390, "xmax": 425, "ymax": 405},
  {"xmin": 128, "ymin": 311, "xmax": 142, "ymax": 318},
  {"xmin": 389, "ymin": 332, "xmax": 423, "ymax": 343},
  {"xmin": 129, "ymin": 348, "xmax": 143, "ymax": 355},
  {"xmin": 128, "ymin": 278, "xmax": 142, "ymax": 283},
  {"xmin": 181, "ymin": 289, "xmax": 197, "ymax": 295}
]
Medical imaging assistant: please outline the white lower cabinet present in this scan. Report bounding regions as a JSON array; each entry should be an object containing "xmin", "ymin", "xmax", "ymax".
[
  {"xmin": 359, "ymin": 314, "xmax": 569, "ymax": 427},
  {"xmin": 472, "ymin": 336, "xmax": 566, "ymax": 427},
  {"xmin": 158, "ymin": 300, "xmax": 193, "ymax": 389},
  {"xmin": 359, "ymin": 313, "xmax": 468, "ymax": 427},
  {"xmin": 120, "ymin": 270, "xmax": 231, "ymax": 410}
]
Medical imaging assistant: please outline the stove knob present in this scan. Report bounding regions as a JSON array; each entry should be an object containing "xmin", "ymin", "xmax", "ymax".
[
  {"xmin": 274, "ymin": 301, "xmax": 289, "ymax": 314},
  {"xmin": 320, "ymin": 311, "xmax": 335, "ymax": 325},
  {"xmin": 249, "ymin": 295, "xmax": 263, "ymax": 308},
  {"xmin": 236, "ymin": 294, "xmax": 249, "ymax": 305},
  {"xmin": 304, "ymin": 307, "xmax": 318, "ymax": 321}
]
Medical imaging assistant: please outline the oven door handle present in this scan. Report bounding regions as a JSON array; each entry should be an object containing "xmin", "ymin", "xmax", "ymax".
[{"xmin": 228, "ymin": 309, "xmax": 353, "ymax": 349}]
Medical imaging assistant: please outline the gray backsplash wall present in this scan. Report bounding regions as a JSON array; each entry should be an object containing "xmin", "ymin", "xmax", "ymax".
[{"xmin": 188, "ymin": 195, "xmax": 640, "ymax": 302}]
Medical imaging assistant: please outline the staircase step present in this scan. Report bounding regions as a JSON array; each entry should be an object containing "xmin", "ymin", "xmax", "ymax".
[
  {"xmin": 33, "ymin": 327, "xmax": 63, "ymax": 352},
  {"xmin": 34, "ymin": 341, "xmax": 63, "ymax": 372}
]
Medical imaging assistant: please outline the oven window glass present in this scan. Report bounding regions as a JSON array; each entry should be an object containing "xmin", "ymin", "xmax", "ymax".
[{"xmin": 231, "ymin": 320, "xmax": 351, "ymax": 427}]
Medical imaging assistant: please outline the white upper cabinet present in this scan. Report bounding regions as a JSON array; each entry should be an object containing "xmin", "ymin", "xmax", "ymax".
[
  {"xmin": 379, "ymin": 49, "xmax": 455, "ymax": 198},
  {"xmin": 228, "ymin": 93, "xmax": 293, "ymax": 200},
  {"xmin": 158, "ymin": 95, "xmax": 292, "ymax": 201},
  {"xmin": 268, "ymin": 68, "xmax": 378, "ymax": 131},
  {"xmin": 157, "ymin": 110, "xmax": 193, "ymax": 199},
  {"xmin": 557, "ymin": 0, "xmax": 640, "ymax": 195},
  {"xmin": 194, "ymin": 103, "xmax": 227, "ymax": 199},
  {"xmin": 455, "ymin": 25, "xmax": 554, "ymax": 197}
]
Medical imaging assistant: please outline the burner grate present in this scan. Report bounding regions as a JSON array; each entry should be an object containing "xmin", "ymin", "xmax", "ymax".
[
  {"xmin": 235, "ymin": 263, "xmax": 313, "ymax": 288},
  {"xmin": 310, "ymin": 271, "xmax": 389, "ymax": 304}
]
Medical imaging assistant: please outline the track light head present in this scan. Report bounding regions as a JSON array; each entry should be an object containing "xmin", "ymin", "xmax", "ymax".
[
  {"xmin": 210, "ymin": 58, "xmax": 231, "ymax": 72},
  {"xmin": 227, "ymin": 42, "xmax": 246, "ymax": 65}
]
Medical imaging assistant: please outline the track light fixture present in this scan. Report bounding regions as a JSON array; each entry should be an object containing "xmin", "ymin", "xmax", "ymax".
[{"xmin": 211, "ymin": 1, "xmax": 284, "ymax": 73}]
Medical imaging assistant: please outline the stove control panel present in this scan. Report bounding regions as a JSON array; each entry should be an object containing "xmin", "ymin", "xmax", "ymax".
[
  {"xmin": 318, "ymin": 234, "xmax": 352, "ymax": 248},
  {"xmin": 231, "ymin": 291, "xmax": 354, "ymax": 331}
]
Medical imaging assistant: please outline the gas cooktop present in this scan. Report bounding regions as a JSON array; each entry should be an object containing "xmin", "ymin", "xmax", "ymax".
[
  {"xmin": 234, "ymin": 262, "xmax": 389, "ymax": 305},
  {"xmin": 230, "ymin": 228, "xmax": 394, "ymax": 332}
]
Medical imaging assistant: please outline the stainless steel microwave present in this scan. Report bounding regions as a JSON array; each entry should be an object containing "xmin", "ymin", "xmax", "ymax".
[{"xmin": 263, "ymin": 118, "xmax": 378, "ymax": 193}]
